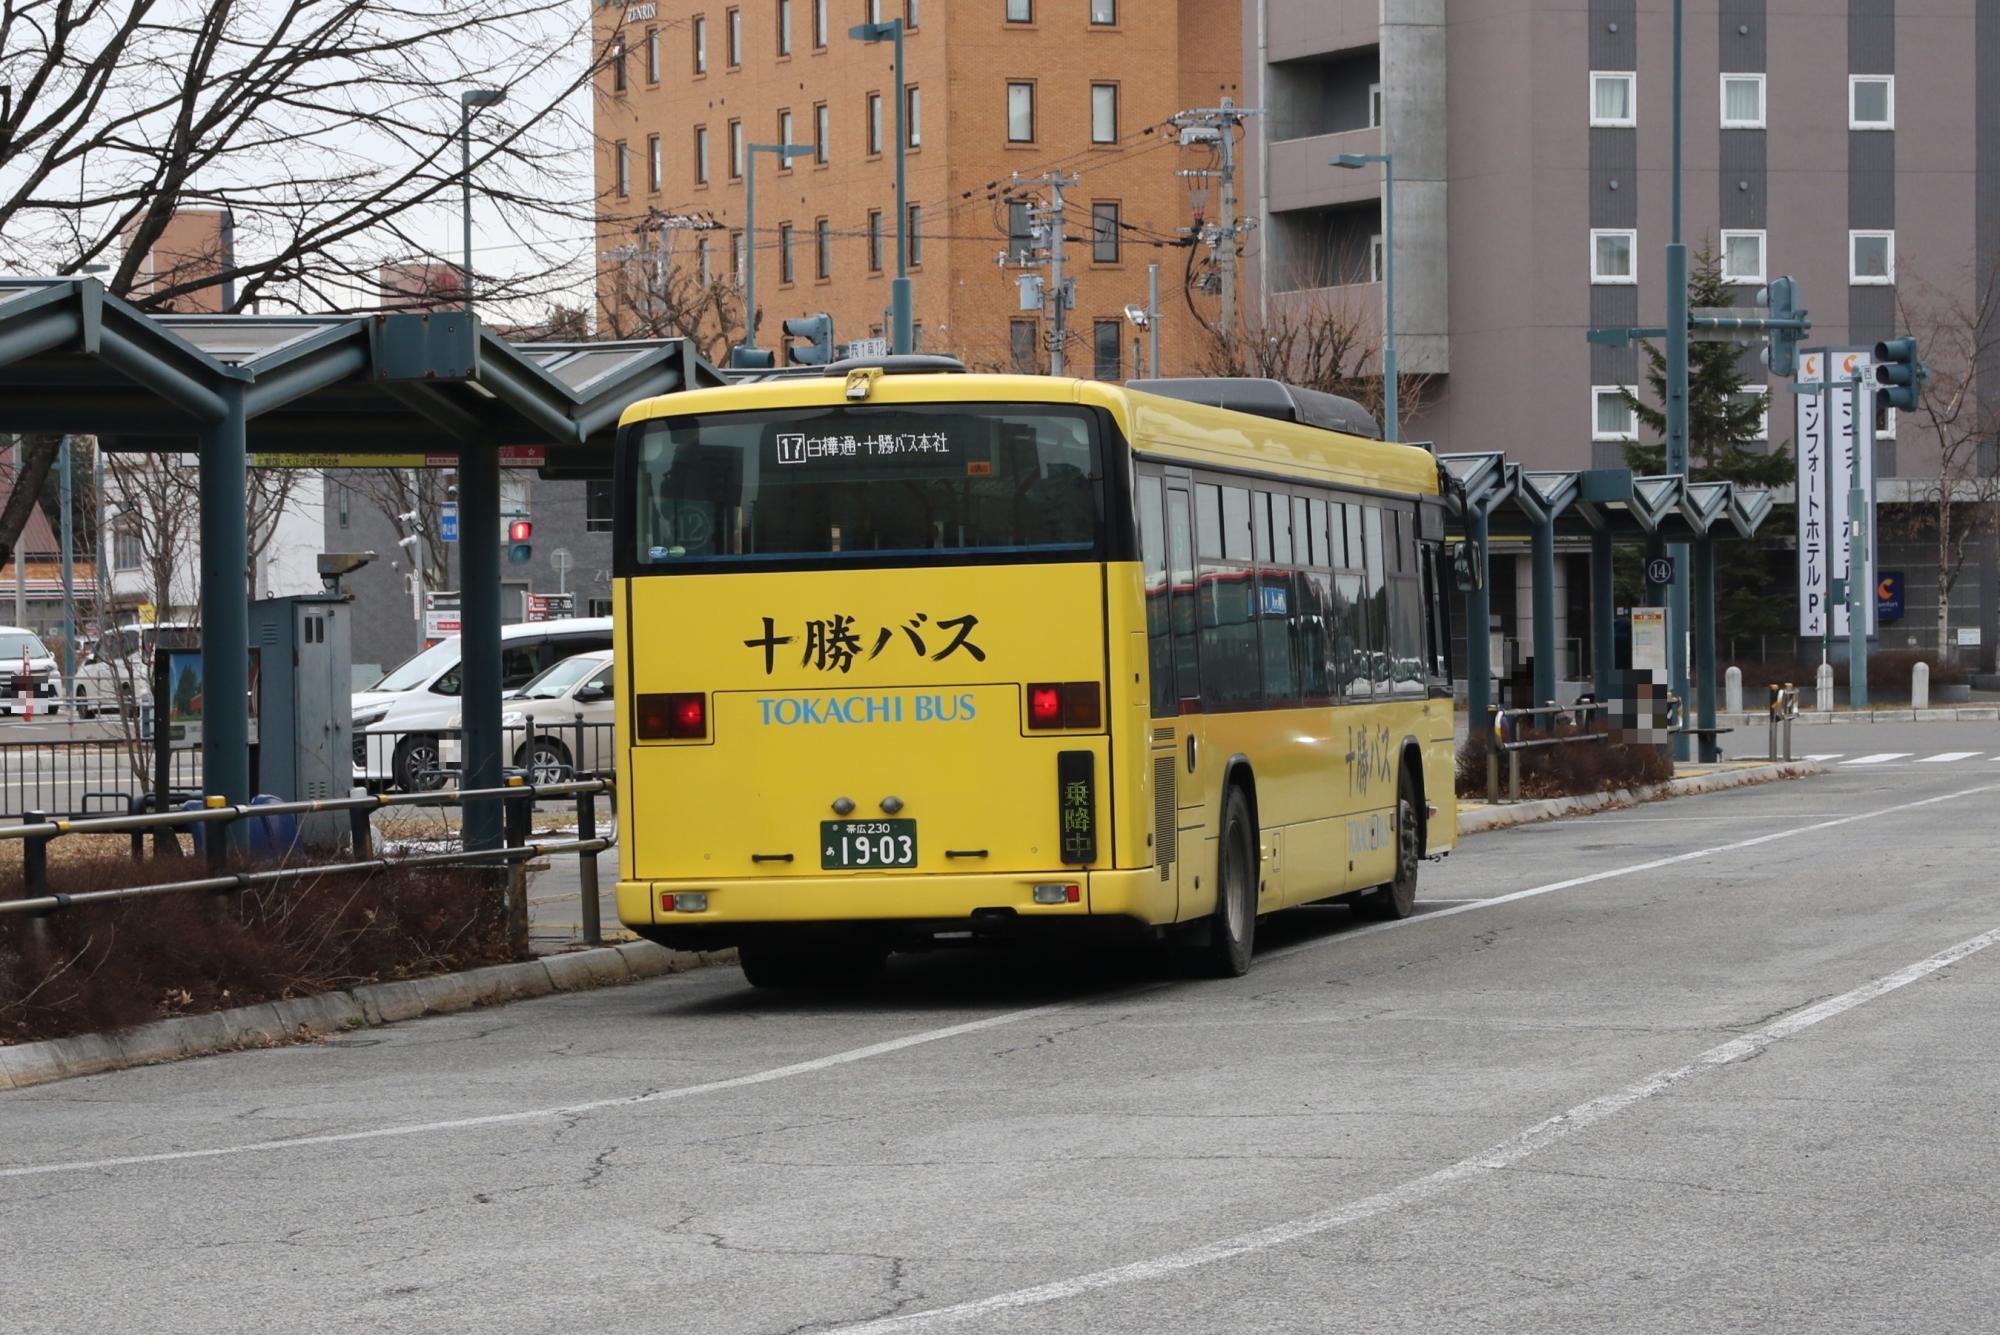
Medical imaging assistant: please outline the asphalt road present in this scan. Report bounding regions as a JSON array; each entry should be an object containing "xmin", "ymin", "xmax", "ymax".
[{"xmin": 5, "ymin": 748, "xmax": 2000, "ymax": 1333}]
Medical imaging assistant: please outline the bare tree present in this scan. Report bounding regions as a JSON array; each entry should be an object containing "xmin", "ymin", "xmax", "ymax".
[
  {"xmin": 0, "ymin": 0, "xmax": 612, "ymax": 564},
  {"xmin": 595, "ymin": 213, "xmax": 745, "ymax": 364},
  {"xmin": 1895, "ymin": 259, "xmax": 2000, "ymax": 660},
  {"xmin": 343, "ymin": 468, "xmax": 452, "ymax": 607}
]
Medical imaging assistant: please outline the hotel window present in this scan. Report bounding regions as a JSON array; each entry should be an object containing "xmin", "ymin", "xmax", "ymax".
[
  {"xmin": 812, "ymin": 0, "xmax": 827, "ymax": 46},
  {"xmin": 1093, "ymin": 320, "xmax": 1121, "ymax": 381},
  {"xmin": 1720, "ymin": 230, "xmax": 1765, "ymax": 284},
  {"xmin": 1593, "ymin": 387, "xmax": 1639, "ymax": 441},
  {"xmin": 867, "ymin": 0, "xmax": 883, "ymax": 20},
  {"xmin": 614, "ymin": 140, "xmax": 629, "ymax": 197},
  {"xmin": 726, "ymin": 7, "xmax": 741, "ymax": 66},
  {"xmin": 1590, "ymin": 71, "xmax": 1635, "ymax": 127},
  {"xmin": 732, "ymin": 231, "xmax": 745, "ymax": 282},
  {"xmin": 868, "ymin": 211, "xmax": 884, "ymax": 271},
  {"xmin": 1091, "ymin": 201, "xmax": 1120, "ymax": 263},
  {"xmin": 1849, "ymin": 75, "xmax": 1893, "ymax": 130},
  {"xmin": 868, "ymin": 92, "xmax": 884, "ymax": 155},
  {"xmin": 645, "ymin": 28, "xmax": 660, "ymax": 82},
  {"xmin": 647, "ymin": 134, "xmax": 662, "ymax": 192},
  {"xmin": 905, "ymin": 0, "xmax": 918, "ymax": 26},
  {"xmin": 729, "ymin": 119, "xmax": 744, "ymax": 178},
  {"xmin": 814, "ymin": 102, "xmax": 829, "ymax": 162},
  {"xmin": 1011, "ymin": 319, "xmax": 1038, "ymax": 372},
  {"xmin": 816, "ymin": 217, "xmax": 831, "ymax": 279},
  {"xmin": 1591, "ymin": 229, "xmax": 1636, "ymax": 284},
  {"xmin": 906, "ymin": 85, "xmax": 921, "ymax": 147},
  {"xmin": 778, "ymin": 109, "xmax": 795, "ymax": 163},
  {"xmin": 694, "ymin": 125, "xmax": 709, "ymax": 183},
  {"xmin": 907, "ymin": 204, "xmax": 923, "ymax": 265},
  {"xmin": 1720, "ymin": 74, "xmax": 1765, "ymax": 128},
  {"xmin": 1091, "ymin": 84, "xmax": 1117, "ymax": 144},
  {"xmin": 1090, "ymin": 0, "xmax": 1114, "ymax": 22},
  {"xmin": 693, "ymin": 15, "xmax": 707, "ymax": 73},
  {"xmin": 611, "ymin": 34, "xmax": 627, "ymax": 92},
  {"xmin": 1007, "ymin": 0, "xmax": 1031, "ymax": 21},
  {"xmin": 1733, "ymin": 388, "xmax": 1771, "ymax": 441},
  {"xmin": 777, "ymin": 0, "xmax": 791, "ymax": 55},
  {"xmin": 1849, "ymin": 230, "xmax": 1894, "ymax": 284},
  {"xmin": 1007, "ymin": 200, "xmax": 1034, "ymax": 260},
  {"xmin": 1007, "ymin": 82, "xmax": 1035, "ymax": 142},
  {"xmin": 698, "ymin": 237, "xmax": 712, "ymax": 284},
  {"xmin": 780, "ymin": 223, "xmax": 795, "ymax": 283}
]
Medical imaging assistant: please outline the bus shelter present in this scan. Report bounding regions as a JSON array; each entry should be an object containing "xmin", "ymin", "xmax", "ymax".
[
  {"xmin": 0, "ymin": 277, "xmax": 723, "ymax": 848},
  {"xmin": 1442, "ymin": 452, "xmax": 1773, "ymax": 760}
]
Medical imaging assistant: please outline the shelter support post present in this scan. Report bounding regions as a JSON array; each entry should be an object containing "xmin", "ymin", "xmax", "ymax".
[
  {"xmin": 458, "ymin": 444, "xmax": 503, "ymax": 851},
  {"xmin": 199, "ymin": 388, "xmax": 251, "ymax": 847},
  {"xmin": 1530, "ymin": 516, "xmax": 1557, "ymax": 707},
  {"xmin": 1693, "ymin": 537, "xmax": 1718, "ymax": 762},
  {"xmin": 1465, "ymin": 508, "xmax": 1493, "ymax": 723},
  {"xmin": 1591, "ymin": 528, "xmax": 1616, "ymax": 698}
]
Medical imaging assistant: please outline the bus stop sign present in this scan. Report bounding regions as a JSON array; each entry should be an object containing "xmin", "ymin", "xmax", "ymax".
[{"xmin": 1645, "ymin": 555, "xmax": 1675, "ymax": 587}]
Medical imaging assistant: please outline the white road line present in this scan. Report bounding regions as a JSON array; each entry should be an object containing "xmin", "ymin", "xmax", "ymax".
[
  {"xmin": 1802, "ymin": 753, "xmax": 1844, "ymax": 762},
  {"xmin": 1917, "ymin": 752, "xmax": 1982, "ymax": 764},
  {"xmin": 6, "ymin": 781, "xmax": 1997, "ymax": 1181},
  {"xmin": 829, "ymin": 921, "xmax": 2000, "ymax": 1333},
  {"xmin": 1842, "ymin": 753, "xmax": 1912, "ymax": 765}
]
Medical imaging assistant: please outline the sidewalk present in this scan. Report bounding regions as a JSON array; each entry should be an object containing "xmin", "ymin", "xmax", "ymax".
[{"xmin": 1455, "ymin": 758, "xmax": 1823, "ymax": 835}]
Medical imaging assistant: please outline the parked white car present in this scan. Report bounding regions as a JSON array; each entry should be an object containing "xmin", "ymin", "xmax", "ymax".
[
  {"xmin": 353, "ymin": 617, "xmax": 612, "ymax": 791},
  {"xmin": 70, "ymin": 621, "xmax": 195, "ymax": 717},
  {"xmin": 440, "ymin": 649, "xmax": 616, "ymax": 782},
  {"xmin": 0, "ymin": 626, "xmax": 62, "ymax": 716}
]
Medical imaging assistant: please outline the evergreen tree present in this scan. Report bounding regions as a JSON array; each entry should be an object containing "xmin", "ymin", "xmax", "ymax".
[{"xmin": 1620, "ymin": 242, "xmax": 1794, "ymax": 646}]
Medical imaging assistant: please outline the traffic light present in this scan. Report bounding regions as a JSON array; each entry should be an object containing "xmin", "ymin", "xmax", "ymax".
[
  {"xmin": 1758, "ymin": 275, "xmax": 1805, "ymax": 378},
  {"xmin": 508, "ymin": 518, "xmax": 533, "ymax": 564},
  {"xmin": 728, "ymin": 345, "xmax": 775, "ymax": 370},
  {"xmin": 784, "ymin": 313, "xmax": 835, "ymax": 367},
  {"xmin": 1873, "ymin": 335, "xmax": 1921, "ymax": 412}
]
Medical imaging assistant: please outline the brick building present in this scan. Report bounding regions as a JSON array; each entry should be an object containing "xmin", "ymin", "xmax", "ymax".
[
  {"xmin": 592, "ymin": 0, "xmax": 1242, "ymax": 377},
  {"xmin": 118, "ymin": 208, "xmax": 235, "ymax": 313}
]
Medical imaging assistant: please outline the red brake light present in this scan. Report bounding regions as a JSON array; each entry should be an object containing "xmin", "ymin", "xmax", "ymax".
[
  {"xmin": 1062, "ymin": 682, "xmax": 1101, "ymax": 730},
  {"xmin": 1027, "ymin": 683, "xmax": 1063, "ymax": 729},
  {"xmin": 668, "ymin": 692, "xmax": 707, "ymax": 739},
  {"xmin": 637, "ymin": 691, "xmax": 707, "ymax": 740}
]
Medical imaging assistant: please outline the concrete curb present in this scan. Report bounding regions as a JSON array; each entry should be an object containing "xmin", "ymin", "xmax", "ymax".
[
  {"xmin": 1456, "ymin": 759, "xmax": 1826, "ymax": 836},
  {"xmin": 0, "ymin": 941, "xmax": 733, "ymax": 1093},
  {"xmin": 1715, "ymin": 706, "xmax": 1997, "ymax": 726}
]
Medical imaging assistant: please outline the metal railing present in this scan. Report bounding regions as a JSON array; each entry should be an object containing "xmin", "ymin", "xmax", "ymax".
[
  {"xmin": 0, "ymin": 734, "xmax": 203, "ymax": 819},
  {"xmin": 1767, "ymin": 684, "xmax": 1801, "ymax": 762},
  {"xmin": 1485, "ymin": 702, "xmax": 1610, "ymax": 804},
  {"xmin": 2, "ymin": 776, "xmax": 617, "ymax": 948},
  {"xmin": 356, "ymin": 720, "xmax": 616, "ymax": 793}
]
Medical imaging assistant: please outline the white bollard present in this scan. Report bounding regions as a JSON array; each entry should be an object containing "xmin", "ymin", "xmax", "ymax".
[
  {"xmin": 1816, "ymin": 662, "xmax": 1835, "ymax": 712},
  {"xmin": 1725, "ymin": 665, "xmax": 1743, "ymax": 715},
  {"xmin": 1912, "ymin": 661, "xmax": 1929, "ymax": 711}
]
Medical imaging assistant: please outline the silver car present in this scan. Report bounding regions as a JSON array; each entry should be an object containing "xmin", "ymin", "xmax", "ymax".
[{"xmin": 441, "ymin": 650, "xmax": 616, "ymax": 783}]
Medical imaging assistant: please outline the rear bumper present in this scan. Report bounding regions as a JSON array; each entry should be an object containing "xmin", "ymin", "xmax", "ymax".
[{"xmin": 617, "ymin": 866, "xmax": 1173, "ymax": 944}]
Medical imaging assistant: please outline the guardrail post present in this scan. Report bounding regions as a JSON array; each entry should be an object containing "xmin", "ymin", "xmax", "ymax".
[
  {"xmin": 577, "ymin": 786, "xmax": 602, "ymax": 947},
  {"xmin": 1783, "ymin": 686, "xmax": 1795, "ymax": 761},
  {"xmin": 23, "ymin": 809, "xmax": 52, "ymax": 900},
  {"xmin": 1767, "ymin": 685, "xmax": 1779, "ymax": 761},
  {"xmin": 1508, "ymin": 748, "xmax": 1520, "ymax": 803},
  {"xmin": 1484, "ymin": 706, "xmax": 1500, "ymax": 803},
  {"xmin": 349, "ymin": 802, "xmax": 374, "ymax": 860},
  {"xmin": 503, "ymin": 777, "xmax": 531, "ymax": 957}
]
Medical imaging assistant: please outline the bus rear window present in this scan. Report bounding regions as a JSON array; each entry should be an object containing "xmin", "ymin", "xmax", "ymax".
[{"xmin": 628, "ymin": 405, "xmax": 1101, "ymax": 567}]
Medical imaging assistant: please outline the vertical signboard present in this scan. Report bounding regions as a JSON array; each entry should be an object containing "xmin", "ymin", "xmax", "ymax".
[{"xmin": 1796, "ymin": 350, "xmax": 1876, "ymax": 640}]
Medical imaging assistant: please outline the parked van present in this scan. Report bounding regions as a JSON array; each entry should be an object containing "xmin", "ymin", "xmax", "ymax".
[{"xmin": 352, "ymin": 617, "xmax": 612, "ymax": 790}]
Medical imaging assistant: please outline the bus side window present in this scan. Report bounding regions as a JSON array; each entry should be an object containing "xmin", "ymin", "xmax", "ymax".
[
  {"xmin": 1362, "ymin": 505, "xmax": 1390, "ymax": 691},
  {"xmin": 1167, "ymin": 487, "xmax": 1201, "ymax": 706},
  {"xmin": 1195, "ymin": 483, "xmax": 1222, "ymax": 561},
  {"xmin": 1138, "ymin": 475, "xmax": 1177, "ymax": 718}
]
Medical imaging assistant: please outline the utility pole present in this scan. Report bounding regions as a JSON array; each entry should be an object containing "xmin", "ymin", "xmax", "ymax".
[
  {"xmin": 1002, "ymin": 172, "xmax": 1078, "ymax": 375},
  {"xmin": 1169, "ymin": 99, "xmax": 1261, "ymax": 353}
]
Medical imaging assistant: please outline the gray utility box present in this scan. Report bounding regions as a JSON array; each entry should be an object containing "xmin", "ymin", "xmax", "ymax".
[{"xmin": 250, "ymin": 593, "xmax": 354, "ymax": 850}]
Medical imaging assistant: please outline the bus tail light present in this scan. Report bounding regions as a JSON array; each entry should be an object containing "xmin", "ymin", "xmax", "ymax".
[
  {"xmin": 638, "ymin": 691, "xmax": 708, "ymax": 740},
  {"xmin": 1027, "ymin": 683, "xmax": 1063, "ymax": 729},
  {"xmin": 1027, "ymin": 682, "xmax": 1102, "ymax": 730},
  {"xmin": 1033, "ymin": 883, "xmax": 1081, "ymax": 904}
]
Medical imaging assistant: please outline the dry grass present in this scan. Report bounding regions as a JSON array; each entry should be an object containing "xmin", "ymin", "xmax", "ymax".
[
  {"xmin": 0, "ymin": 847, "xmax": 517, "ymax": 1046},
  {"xmin": 1457, "ymin": 725, "xmax": 1674, "ymax": 801}
]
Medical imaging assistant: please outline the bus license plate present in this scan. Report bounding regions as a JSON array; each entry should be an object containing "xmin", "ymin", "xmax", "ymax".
[{"xmin": 821, "ymin": 820, "xmax": 918, "ymax": 869}]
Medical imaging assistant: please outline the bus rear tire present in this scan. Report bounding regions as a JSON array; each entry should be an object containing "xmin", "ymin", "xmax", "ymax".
[
  {"xmin": 1185, "ymin": 785, "xmax": 1256, "ymax": 977},
  {"xmin": 1357, "ymin": 769, "xmax": 1421, "ymax": 921}
]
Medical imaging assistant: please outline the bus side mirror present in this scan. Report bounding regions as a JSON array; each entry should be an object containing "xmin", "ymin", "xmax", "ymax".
[{"xmin": 1452, "ymin": 541, "xmax": 1482, "ymax": 592}]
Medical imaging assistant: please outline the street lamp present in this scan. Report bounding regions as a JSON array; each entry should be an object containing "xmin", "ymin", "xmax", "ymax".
[
  {"xmin": 460, "ymin": 87, "xmax": 508, "ymax": 316},
  {"xmin": 848, "ymin": 19, "xmax": 912, "ymax": 355},
  {"xmin": 1331, "ymin": 151, "xmax": 1397, "ymax": 441},
  {"xmin": 737, "ymin": 141, "xmax": 814, "ymax": 363}
]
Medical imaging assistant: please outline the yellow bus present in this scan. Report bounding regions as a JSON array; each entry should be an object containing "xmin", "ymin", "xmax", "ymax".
[{"xmin": 611, "ymin": 365, "xmax": 1458, "ymax": 985}]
